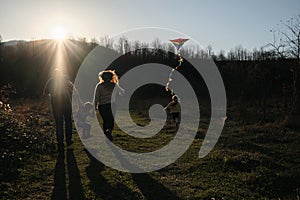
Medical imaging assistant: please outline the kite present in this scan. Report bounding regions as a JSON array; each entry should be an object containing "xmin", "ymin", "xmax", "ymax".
[
  {"xmin": 170, "ymin": 38, "xmax": 189, "ymax": 52},
  {"xmin": 165, "ymin": 38, "xmax": 189, "ymax": 94}
]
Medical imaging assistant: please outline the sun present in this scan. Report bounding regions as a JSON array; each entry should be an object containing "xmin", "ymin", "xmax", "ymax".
[{"xmin": 51, "ymin": 26, "xmax": 67, "ymax": 41}]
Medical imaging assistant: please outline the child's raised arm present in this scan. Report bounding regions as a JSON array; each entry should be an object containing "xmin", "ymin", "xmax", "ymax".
[{"xmin": 116, "ymin": 83, "xmax": 125, "ymax": 96}]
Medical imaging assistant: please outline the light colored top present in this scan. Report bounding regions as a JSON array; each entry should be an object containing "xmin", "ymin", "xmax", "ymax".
[{"xmin": 94, "ymin": 82, "xmax": 125, "ymax": 105}]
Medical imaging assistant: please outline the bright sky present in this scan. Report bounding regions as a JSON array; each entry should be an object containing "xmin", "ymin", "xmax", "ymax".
[{"xmin": 0, "ymin": 0, "xmax": 299, "ymax": 51}]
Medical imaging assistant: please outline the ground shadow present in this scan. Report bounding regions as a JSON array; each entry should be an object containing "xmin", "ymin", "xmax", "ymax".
[
  {"xmin": 106, "ymin": 142, "xmax": 180, "ymax": 200},
  {"xmin": 66, "ymin": 148, "xmax": 85, "ymax": 199},
  {"xmin": 51, "ymin": 152, "xmax": 67, "ymax": 199},
  {"xmin": 51, "ymin": 149, "xmax": 85, "ymax": 199},
  {"xmin": 132, "ymin": 173, "xmax": 180, "ymax": 200},
  {"xmin": 85, "ymin": 149, "xmax": 139, "ymax": 199}
]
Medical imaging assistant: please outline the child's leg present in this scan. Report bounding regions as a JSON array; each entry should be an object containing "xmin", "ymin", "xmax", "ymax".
[
  {"xmin": 173, "ymin": 113, "xmax": 180, "ymax": 128},
  {"xmin": 99, "ymin": 103, "xmax": 113, "ymax": 140},
  {"xmin": 175, "ymin": 117, "xmax": 179, "ymax": 128},
  {"xmin": 83, "ymin": 122, "xmax": 91, "ymax": 136},
  {"xmin": 52, "ymin": 102, "xmax": 64, "ymax": 149},
  {"xmin": 98, "ymin": 104, "xmax": 109, "ymax": 131},
  {"xmin": 108, "ymin": 103, "xmax": 116, "ymax": 131}
]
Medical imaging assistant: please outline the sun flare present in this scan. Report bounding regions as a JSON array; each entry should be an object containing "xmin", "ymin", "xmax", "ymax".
[{"xmin": 51, "ymin": 26, "xmax": 67, "ymax": 41}]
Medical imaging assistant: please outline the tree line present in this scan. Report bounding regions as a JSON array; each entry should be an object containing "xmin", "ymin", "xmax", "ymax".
[{"xmin": 0, "ymin": 15, "xmax": 299, "ymax": 126}]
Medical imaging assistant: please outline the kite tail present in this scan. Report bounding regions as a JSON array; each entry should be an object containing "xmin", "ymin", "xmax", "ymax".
[
  {"xmin": 165, "ymin": 53, "xmax": 184, "ymax": 95},
  {"xmin": 165, "ymin": 38, "xmax": 188, "ymax": 95}
]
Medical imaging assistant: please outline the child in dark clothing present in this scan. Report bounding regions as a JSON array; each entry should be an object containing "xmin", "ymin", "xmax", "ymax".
[{"xmin": 164, "ymin": 95, "xmax": 181, "ymax": 128}]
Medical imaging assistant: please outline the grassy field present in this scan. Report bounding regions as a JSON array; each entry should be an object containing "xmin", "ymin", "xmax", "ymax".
[{"xmin": 1, "ymin": 98, "xmax": 300, "ymax": 199}]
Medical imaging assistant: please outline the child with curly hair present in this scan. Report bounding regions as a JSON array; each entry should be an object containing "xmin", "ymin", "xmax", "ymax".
[{"xmin": 94, "ymin": 70, "xmax": 124, "ymax": 140}]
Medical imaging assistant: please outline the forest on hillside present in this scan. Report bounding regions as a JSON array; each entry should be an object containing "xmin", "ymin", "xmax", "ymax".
[
  {"xmin": 0, "ymin": 34, "xmax": 299, "ymax": 125},
  {"xmin": 0, "ymin": 37, "xmax": 299, "ymax": 97}
]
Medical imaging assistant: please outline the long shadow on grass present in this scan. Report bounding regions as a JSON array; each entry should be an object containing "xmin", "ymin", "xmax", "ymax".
[
  {"xmin": 132, "ymin": 174, "xmax": 180, "ymax": 200},
  {"xmin": 66, "ymin": 148, "xmax": 85, "ymax": 199},
  {"xmin": 51, "ymin": 152, "xmax": 67, "ymax": 199},
  {"xmin": 105, "ymin": 142, "xmax": 180, "ymax": 200},
  {"xmin": 51, "ymin": 149, "xmax": 85, "ymax": 199},
  {"xmin": 85, "ymin": 149, "xmax": 139, "ymax": 199}
]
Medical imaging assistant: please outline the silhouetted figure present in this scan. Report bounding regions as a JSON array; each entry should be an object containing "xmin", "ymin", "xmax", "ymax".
[
  {"xmin": 44, "ymin": 68, "xmax": 74, "ymax": 151},
  {"xmin": 94, "ymin": 70, "xmax": 124, "ymax": 141},
  {"xmin": 164, "ymin": 95, "xmax": 181, "ymax": 128}
]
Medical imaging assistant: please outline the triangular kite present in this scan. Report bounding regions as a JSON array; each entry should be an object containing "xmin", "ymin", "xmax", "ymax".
[{"xmin": 170, "ymin": 38, "xmax": 189, "ymax": 51}]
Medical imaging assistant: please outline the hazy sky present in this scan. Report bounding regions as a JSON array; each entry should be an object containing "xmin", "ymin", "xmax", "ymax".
[{"xmin": 0, "ymin": 0, "xmax": 299, "ymax": 51}]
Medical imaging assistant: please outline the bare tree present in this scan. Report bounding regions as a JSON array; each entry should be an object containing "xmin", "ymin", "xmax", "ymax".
[
  {"xmin": 116, "ymin": 36, "xmax": 128, "ymax": 54},
  {"xmin": 227, "ymin": 49, "xmax": 236, "ymax": 61},
  {"xmin": 99, "ymin": 35, "xmax": 114, "ymax": 49},
  {"xmin": 185, "ymin": 45, "xmax": 196, "ymax": 59},
  {"xmin": 151, "ymin": 38, "xmax": 162, "ymax": 49},
  {"xmin": 217, "ymin": 49, "xmax": 226, "ymax": 61},
  {"xmin": 268, "ymin": 15, "xmax": 300, "ymax": 126},
  {"xmin": 77, "ymin": 37, "xmax": 87, "ymax": 44},
  {"xmin": 132, "ymin": 40, "xmax": 141, "ymax": 50},
  {"xmin": 166, "ymin": 43, "xmax": 174, "ymax": 53},
  {"xmin": 206, "ymin": 45, "xmax": 213, "ymax": 57},
  {"xmin": 132, "ymin": 40, "xmax": 141, "ymax": 56},
  {"xmin": 90, "ymin": 37, "xmax": 99, "ymax": 49},
  {"xmin": 124, "ymin": 38, "xmax": 131, "ymax": 53},
  {"xmin": 268, "ymin": 15, "xmax": 300, "ymax": 59}
]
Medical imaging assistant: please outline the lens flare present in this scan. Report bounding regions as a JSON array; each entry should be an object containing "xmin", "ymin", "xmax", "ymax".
[{"xmin": 51, "ymin": 26, "xmax": 67, "ymax": 41}]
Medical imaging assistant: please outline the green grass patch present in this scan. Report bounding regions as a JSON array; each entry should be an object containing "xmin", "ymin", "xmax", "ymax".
[{"xmin": 1, "ymin": 98, "xmax": 300, "ymax": 199}]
